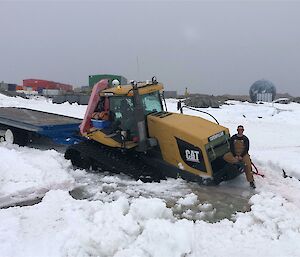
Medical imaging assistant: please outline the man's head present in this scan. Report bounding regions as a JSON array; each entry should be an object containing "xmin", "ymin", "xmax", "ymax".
[{"xmin": 237, "ymin": 125, "xmax": 244, "ymax": 135}]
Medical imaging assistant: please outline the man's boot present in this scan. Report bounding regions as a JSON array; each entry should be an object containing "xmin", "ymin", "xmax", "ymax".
[{"xmin": 250, "ymin": 181, "xmax": 256, "ymax": 189}]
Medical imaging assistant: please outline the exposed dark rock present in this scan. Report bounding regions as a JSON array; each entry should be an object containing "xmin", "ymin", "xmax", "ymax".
[
  {"xmin": 291, "ymin": 97, "xmax": 300, "ymax": 104},
  {"xmin": 183, "ymin": 95, "xmax": 221, "ymax": 108},
  {"xmin": 181, "ymin": 94, "xmax": 251, "ymax": 108}
]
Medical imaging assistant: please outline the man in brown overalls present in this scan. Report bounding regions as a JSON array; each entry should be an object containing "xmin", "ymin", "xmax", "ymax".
[{"xmin": 223, "ymin": 125, "xmax": 256, "ymax": 188}]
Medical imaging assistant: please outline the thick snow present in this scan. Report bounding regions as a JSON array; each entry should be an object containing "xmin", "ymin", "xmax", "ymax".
[
  {"xmin": 0, "ymin": 93, "xmax": 86, "ymax": 118},
  {"xmin": 1, "ymin": 94, "xmax": 300, "ymax": 257},
  {"xmin": 0, "ymin": 144, "xmax": 75, "ymax": 208}
]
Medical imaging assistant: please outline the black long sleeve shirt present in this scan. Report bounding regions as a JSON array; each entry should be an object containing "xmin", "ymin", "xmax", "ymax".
[{"xmin": 230, "ymin": 134, "xmax": 250, "ymax": 157}]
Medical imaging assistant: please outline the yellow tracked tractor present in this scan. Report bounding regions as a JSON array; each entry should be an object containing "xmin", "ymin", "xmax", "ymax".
[{"xmin": 65, "ymin": 77, "xmax": 241, "ymax": 184}]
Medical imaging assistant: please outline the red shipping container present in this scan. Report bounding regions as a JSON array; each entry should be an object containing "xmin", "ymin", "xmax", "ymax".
[{"xmin": 23, "ymin": 79, "xmax": 73, "ymax": 92}]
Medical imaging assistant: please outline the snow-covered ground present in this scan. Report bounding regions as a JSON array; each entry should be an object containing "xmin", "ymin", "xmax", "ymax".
[{"xmin": 1, "ymin": 93, "xmax": 300, "ymax": 257}]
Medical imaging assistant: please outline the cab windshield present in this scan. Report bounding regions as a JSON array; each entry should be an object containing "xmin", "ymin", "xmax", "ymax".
[
  {"xmin": 110, "ymin": 97, "xmax": 133, "ymax": 120},
  {"xmin": 109, "ymin": 96, "xmax": 135, "ymax": 135},
  {"xmin": 109, "ymin": 91, "xmax": 163, "ymax": 122},
  {"xmin": 109, "ymin": 92, "xmax": 163, "ymax": 137},
  {"xmin": 141, "ymin": 91, "xmax": 163, "ymax": 115}
]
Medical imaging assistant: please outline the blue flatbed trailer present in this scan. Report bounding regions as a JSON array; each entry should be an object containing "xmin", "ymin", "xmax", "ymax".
[{"xmin": 0, "ymin": 107, "xmax": 83, "ymax": 145}]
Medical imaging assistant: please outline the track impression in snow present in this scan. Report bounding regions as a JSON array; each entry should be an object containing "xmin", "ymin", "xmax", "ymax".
[{"xmin": 69, "ymin": 169, "xmax": 254, "ymax": 223}]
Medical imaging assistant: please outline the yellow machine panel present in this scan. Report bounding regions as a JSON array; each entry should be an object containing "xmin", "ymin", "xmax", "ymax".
[
  {"xmin": 147, "ymin": 112, "xmax": 230, "ymax": 177},
  {"xmin": 86, "ymin": 130, "xmax": 137, "ymax": 149}
]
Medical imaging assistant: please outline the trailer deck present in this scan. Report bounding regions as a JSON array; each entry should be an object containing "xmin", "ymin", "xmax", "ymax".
[{"xmin": 0, "ymin": 107, "xmax": 83, "ymax": 144}]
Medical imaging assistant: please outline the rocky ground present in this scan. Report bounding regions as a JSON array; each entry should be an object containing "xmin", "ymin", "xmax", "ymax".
[{"xmin": 181, "ymin": 93, "xmax": 296, "ymax": 108}]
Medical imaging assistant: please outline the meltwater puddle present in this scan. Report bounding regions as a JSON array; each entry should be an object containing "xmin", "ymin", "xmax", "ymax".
[{"xmin": 69, "ymin": 170, "xmax": 254, "ymax": 223}]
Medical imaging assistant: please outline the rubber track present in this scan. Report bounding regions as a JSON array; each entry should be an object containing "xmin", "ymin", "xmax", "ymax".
[{"xmin": 65, "ymin": 141, "xmax": 164, "ymax": 182}]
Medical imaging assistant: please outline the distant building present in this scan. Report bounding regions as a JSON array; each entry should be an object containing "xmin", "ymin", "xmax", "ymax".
[
  {"xmin": 184, "ymin": 87, "xmax": 189, "ymax": 97},
  {"xmin": 0, "ymin": 82, "xmax": 18, "ymax": 91},
  {"xmin": 249, "ymin": 79, "xmax": 276, "ymax": 102},
  {"xmin": 164, "ymin": 91, "xmax": 177, "ymax": 98},
  {"xmin": 0, "ymin": 82, "xmax": 8, "ymax": 91},
  {"xmin": 23, "ymin": 79, "xmax": 73, "ymax": 93}
]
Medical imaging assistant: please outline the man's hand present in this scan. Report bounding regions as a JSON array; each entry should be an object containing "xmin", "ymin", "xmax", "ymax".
[{"xmin": 235, "ymin": 155, "xmax": 243, "ymax": 161}]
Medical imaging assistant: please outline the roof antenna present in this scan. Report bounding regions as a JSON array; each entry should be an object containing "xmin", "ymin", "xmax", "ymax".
[{"xmin": 136, "ymin": 56, "xmax": 140, "ymax": 81}]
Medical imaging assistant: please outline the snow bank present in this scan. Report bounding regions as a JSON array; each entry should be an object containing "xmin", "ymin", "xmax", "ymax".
[
  {"xmin": 0, "ymin": 190, "xmax": 171, "ymax": 257},
  {"xmin": 0, "ymin": 190, "xmax": 300, "ymax": 257},
  {"xmin": 0, "ymin": 144, "xmax": 75, "ymax": 207}
]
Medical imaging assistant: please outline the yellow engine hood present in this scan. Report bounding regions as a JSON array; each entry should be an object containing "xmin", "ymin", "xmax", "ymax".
[
  {"xmin": 148, "ymin": 112, "xmax": 228, "ymax": 145},
  {"xmin": 147, "ymin": 112, "xmax": 229, "ymax": 177}
]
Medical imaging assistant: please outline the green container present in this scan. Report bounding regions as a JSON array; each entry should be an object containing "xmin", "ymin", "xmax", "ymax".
[{"xmin": 88, "ymin": 74, "xmax": 127, "ymax": 87}]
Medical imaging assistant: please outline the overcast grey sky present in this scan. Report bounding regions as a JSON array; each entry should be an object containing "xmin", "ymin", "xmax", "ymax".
[{"xmin": 1, "ymin": 0, "xmax": 300, "ymax": 95}]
